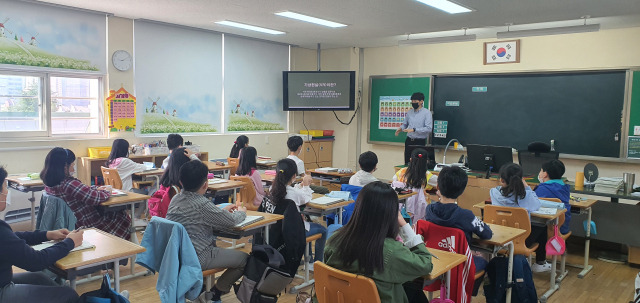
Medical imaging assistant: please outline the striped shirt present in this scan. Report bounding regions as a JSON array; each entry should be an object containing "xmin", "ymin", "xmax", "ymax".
[{"xmin": 166, "ymin": 191, "xmax": 246, "ymax": 267}]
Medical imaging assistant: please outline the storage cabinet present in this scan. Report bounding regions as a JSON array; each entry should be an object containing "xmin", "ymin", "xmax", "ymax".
[{"xmin": 298, "ymin": 140, "xmax": 333, "ymax": 169}]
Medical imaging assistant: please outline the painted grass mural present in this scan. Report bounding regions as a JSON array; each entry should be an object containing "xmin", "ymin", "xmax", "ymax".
[
  {"xmin": 0, "ymin": 38, "xmax": 98, "ymax": 70},
  {"xmin": 139, "ymin": 113, "xmax": 216, "ymax": 134},
  {"xmin": 227, "ymin": 113, "xmax": 284, "ymax": 131}
]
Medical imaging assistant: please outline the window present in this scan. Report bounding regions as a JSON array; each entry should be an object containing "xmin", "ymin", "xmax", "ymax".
[{"xmin": 0, "ymin": 72, "xmax": 103, "ymax": 138}]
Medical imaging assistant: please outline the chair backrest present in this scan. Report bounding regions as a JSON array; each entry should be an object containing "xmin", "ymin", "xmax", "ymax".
[
  {"xmin": 227, "ymin": 157, "xmax": 239, "ymax": 176},
  {"xmin": 101, "ymin": 166, "xmax": 123, "ymax": 189},
  {"xmin": 230, "ymin": 175, "xmax": 258, "ymax": 211},
  {"xmin": 518, "ymin": 150, "xmax": 559, "ymax": 177},
  {"xmin": 314, "ymin": 261, "xmax": 381, "ymax": 303},
  {"xmin": 483, "ymin": 205, "xmax": 532, "ymax": 255}
]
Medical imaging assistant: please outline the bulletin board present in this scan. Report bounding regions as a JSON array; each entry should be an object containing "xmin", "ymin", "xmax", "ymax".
[{"xmin": 368, "ymin": 75, "xmax": 431, "ymax": 145}]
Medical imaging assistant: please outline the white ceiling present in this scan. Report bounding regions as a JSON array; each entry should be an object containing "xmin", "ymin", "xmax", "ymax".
[{"xmin": 37, "ymin": 0, "xmax": 640, "ymax": 49}]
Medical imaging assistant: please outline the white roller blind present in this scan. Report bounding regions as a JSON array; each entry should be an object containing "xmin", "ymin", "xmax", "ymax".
[
  {"xmin": 134, "ymin": 21, "xmax": 222, "ymax": 134},
  {"xmin": 0, "ymin": 1, "xmax": 106, "ymax": 72},
  {"xmin": 224, "ymin": 36, "xmax": 288, "ymax": 132}
]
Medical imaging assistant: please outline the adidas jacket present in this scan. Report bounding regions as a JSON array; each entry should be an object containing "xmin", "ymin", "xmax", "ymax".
[{"xmin": 415, "ymin": 220, "xmax": 475, "ymax": 303}]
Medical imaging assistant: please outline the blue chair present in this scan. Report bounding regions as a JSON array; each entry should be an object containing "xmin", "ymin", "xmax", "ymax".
[{"xmin": 326, "ymin": 184, "xmax": 362, "ymax": 225}]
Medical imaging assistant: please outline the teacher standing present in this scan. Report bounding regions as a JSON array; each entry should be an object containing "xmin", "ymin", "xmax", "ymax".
[{"xmin": 395, "ymin": 92, "xmax": 433, "ymax": 165}]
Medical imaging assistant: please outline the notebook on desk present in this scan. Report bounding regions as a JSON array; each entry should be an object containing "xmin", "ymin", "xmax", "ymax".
[
  {"xmin": 111, "ymin": 189, "xmax": 127, "ymax": 197},
  {"xmin": 143, "ymin": 161, "xmax": 156, "ymax": 171},
  {"xmin": 32, "ymin": 241, "xmax": 95, "ymax": 252},
  {"xmin": 208, "ymin": 178, "xmax": 228, "ymax": 185},
  {"xmin": 234, "ymin": 215, "xmax": 264, "ymax": 228},
  {"xmin": 310, "ymin": 196, "xmax": 344, "ymax": 206},
  {"xmin": 532, "ymin": 207, "xmax": 558, "ymax": 216}
]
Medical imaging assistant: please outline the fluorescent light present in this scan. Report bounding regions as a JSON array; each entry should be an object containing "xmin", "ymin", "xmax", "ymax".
[
  {"xmin": 215, "ymin": 20, "xmax": 285, "ymax": 35},
  {"xmin": 496, "ymin": 24, "xmax": 599, "ymax": 39},
  {"xmin": 399, "ymin": 34, "xmax": 476, "ymax": 46},
  {"xmin": 275, "ymin": 11, "xmax": 346, "ymax": 28},
  {"xmin": 415, "ymin": 0, "xmax": 472, "ymax": 14}
]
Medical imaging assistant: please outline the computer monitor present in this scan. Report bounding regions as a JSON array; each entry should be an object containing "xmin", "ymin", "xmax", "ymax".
[
  {"xmin": 518, "ymin": 151, "xmax": 559, "ymax": 177},
  {"xmin": 466, "ymin": 144, "xmax": 514, "ymax": 174}
]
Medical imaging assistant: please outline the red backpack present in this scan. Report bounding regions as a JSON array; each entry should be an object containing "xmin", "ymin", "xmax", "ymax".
[{"xmin": 148, "ymin": 185, "xmax": 179, "ymax": 218}]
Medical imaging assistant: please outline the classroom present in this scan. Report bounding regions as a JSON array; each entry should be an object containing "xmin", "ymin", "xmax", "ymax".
[{"xmin": 1, "ymin": 0, "xmax": 640, "ymax": 302}]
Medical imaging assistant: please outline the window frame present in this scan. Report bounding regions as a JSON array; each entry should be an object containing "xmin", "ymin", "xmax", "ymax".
[{"xmin": 0, "ymin": 68, "xmax": 106, "ymax": 140}]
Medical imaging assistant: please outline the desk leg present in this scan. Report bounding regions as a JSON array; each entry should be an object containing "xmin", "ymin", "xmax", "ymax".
[
  {"xmin": 265, "ymin": 225, "xmax": 270, "ymax": 244},
  {"xmin": 70, "ymin": 278, "xmax": 77, "ymax": 290},
  {"xmin": 506, "ymin": 241, "xmax": 514, "ymax": 303},
  {"xmin": 578, "ymin": 207, "xmax": 594, "ymax": 278},
  {"xmin": 29, "ymin": 191, "xmax": 36, "ymax": 231},
  {"xmin": 130, "ymin": 203, "xmax": 139, "ymax": 275},
  {"xmin": 224, "ymin": 169, "xmax": 230, "ymax": 180},
  {"xmin": 338, "ymin": 207, "xmax": 343, "ymax": 225},
  {"xmin": 445, "ymin": 270, "xmax": 451, "ymax": 299},
  {"xmin": 539, "ymin": 219, "xmax": 560, "ymax": 303},
  {"xmin": 233, "ymin": 188, "xmax": 238, "ymax": 206},
  {"xmin": 114, "ymin": 260, "xmax": 120, "ymax": 293}
]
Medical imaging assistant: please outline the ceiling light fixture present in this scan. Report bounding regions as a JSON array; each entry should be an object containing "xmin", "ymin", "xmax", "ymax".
[
  {"xmin": 275, "ymin": 11, "xmax": 347, "ymax": 28},
  {"xmin": 399, "ymin": 28, "xmax": 476, "ymax": 46},
  {"xmin": 496, "ymin": 16, "xmax": 600, "ymax": 39},
  {"xmin": 415, "ymin": 0, "xmax": 472, "ymax": 14},
  {"xmin": 215, "ymin": 20, "xmax": 285, "ymax": 35}
]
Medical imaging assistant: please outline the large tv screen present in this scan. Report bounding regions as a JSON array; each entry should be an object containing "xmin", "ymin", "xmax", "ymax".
[{"xmin": 283, "ymin": 71, "xmax": 355, "ymax": 111}]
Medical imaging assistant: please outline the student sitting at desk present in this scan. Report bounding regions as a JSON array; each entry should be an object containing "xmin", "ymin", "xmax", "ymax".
[
  {"xmin": 534, "ymin": 159, "xmax": 571, "ymax": 234},
  {"xmin": 161, "ymin": 134, "xmax": 200, "ymax": 169},
  {"xmin": 274, "ymin": 158, "xmax": 327, "ymax": 270},
  {"xmin": 235, "ymin": 146, "xmax": 265, "ymax": 208},
  {"xmin": 392, "ymin": 148, "xmax": 437, "ymax": 222},
  {"xmin": 256, "ymin": 159, "xmax": 306, "ymax": 276},
  {"xmin": 106, "ymin": 139, "xmax": 147, "ymax": 192},
  {"xmin": 425, "ymin": 166, "xmax": 492, "ymax": 271},
  {"xmin": 42, "ymin": 148, "xmax": 131, "ymax": 240},
  {"xmin": 349, "ymin": 151, "xmax": 379, "ymax": 187},
  {"xmin": 286, "ymin": 135, "xmax": 329, "ymax": 194},
  {"xmin": 149, "ymin": 147, "xmax": 194, "ymax": 218},
  {"xmin": 490, "ymin": 163, "xmax": 550, "ymax": 272},
  {"xmin": 166, "ymin": 160, "xmax": 247, "ymax": 303},
  {"xmin": 324, "ymin": 181, "xmax": 433, "ymax": 303},
  {"xmin": 229, "ymin": 135, "xmax": 249, "ymax": 159},
  {"xmin": 0, "ymin": 166, "xmax": 84, "ymax": 303}
]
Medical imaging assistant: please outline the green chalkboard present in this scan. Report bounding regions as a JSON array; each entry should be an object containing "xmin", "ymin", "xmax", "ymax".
[
  {"xmin": 368, "ymin": 76, "xmax": 431, "ymax": 144},
  {"xmin": 432, "ymin": 71, "xmax": 627, "ymax": 158},
  {"xmin": 629, "ymin": 71, "xmax": 640, "ymax": 136}
]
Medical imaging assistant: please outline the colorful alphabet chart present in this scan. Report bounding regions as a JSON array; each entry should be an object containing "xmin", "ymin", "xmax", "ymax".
[{"xmin": 378, "ymin": 96, "xmax": 411, "ymax": 129}]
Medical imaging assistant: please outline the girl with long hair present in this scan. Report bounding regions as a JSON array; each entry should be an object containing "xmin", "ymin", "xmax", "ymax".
[
  {"xmin": 106, "ymin": 139, "xmax": 147, "ymax": 191},
  {"xmin": 392, "ymin": 148, "xmax": 437, "ymax": 222},
  {"xmin": 325, "ymin": 181, "xmax": 433, "ymax": 303},
  {"xmin": 42, "ymin": 147, "xmax": 131, "ymax": 239},
  {"xmin": 235, "ymin": 146, "xmax": 265, "ymax": 208},
  {"xmin": 229, "ymin": 135, "xmax": 249, "ymax": 158}
]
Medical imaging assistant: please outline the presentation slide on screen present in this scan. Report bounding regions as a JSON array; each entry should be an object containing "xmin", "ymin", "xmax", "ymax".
[{"xmin": 287, "ymin": 72, "xmax": 351, "ymax": 109}]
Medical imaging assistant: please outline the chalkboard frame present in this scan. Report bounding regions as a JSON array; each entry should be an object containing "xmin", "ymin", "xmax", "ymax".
[
  {"xmin": 367, "ymin": 74, "xmax": 433, "ymax": 146},
  {"xmin": 429, "ymin": 69, "xmax": 630, "ymax": 159}
]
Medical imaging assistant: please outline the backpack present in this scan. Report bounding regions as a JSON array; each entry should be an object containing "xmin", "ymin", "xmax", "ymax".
[
  {"xmin": 484, "ymin": 255, "xmax": 537, "ymax": 303},
  {"xmin": 148, "ymin": 185, "xmax": 178, "ymax": 218},
  {"xmin": 78, "ymin": 273, "xmax": 130, "ymax": 303},
  {"xmin": 236, "ymin": 244, "xmax": 294, "ymax": 303}
]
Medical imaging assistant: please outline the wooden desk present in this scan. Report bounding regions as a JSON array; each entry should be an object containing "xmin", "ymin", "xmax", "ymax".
[
  {"xmin": 398, "ymin": 191, "xmax": 417, "ymax": 202},
  {"xmin": 50, "ymin": 228, "xmax": 145, "ymax": 292},
  {"xmin": 305, "ymin": 193, "xmax": 354, "ymax": 224},
  {"xmin": 212, "ymin": 210, "xmax": 283, "ymax": 244},
  {"xmin": 424, "ymin": 248, "xmax": 467, "ymax": 300},
  {"xmin": 307, "ymin": 170, "xmax": 355, "ymax": 186},
  {"xmin": 207, "ymin": 179, "xmax": 245, "ymax": 204},
  {"xmin": 473, "ymin": 202, "xmax": 566, "ymax": 302},
  {"xmin": 205, "ymin": 161, "xmax": 234, "ymax": 179},
  {"xmin": 261, "ymin": 173, "xmax": 275, "ymax": 184},
  {"xmin": 77, "ymin": 152, "xmax": 209, "ymax": 185},
  {"xmin": 101, "ymin": 192, "xmax": 150, "ymax": 249},
  {"xmin": 256, "ymin": 160, "xmax": 277, "ymax": 169},
  {"xmin": 472, "ymin": 223, "xmax": 527, "ymax": 303},
  {"xmin": 6, "ymin": 175, "xmax": 45, "ymax": 230},
  {"xmin": 133, "ymin": 169, "xmax": 164, "ymax": 192}
]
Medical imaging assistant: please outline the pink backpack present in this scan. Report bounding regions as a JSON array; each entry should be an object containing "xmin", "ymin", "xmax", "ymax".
[
  {"xmin": 430, "ymin": 283, "xmax": 454, "ymax": 303},
  {"xmin": 148, "ymin": 185, "xmax": 179, "ymax": 218}
]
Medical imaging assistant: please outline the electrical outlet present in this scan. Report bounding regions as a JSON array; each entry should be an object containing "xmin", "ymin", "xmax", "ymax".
[{"xmin": 635, "ymin": 126, "xmax": 640, "ymax": 136}]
